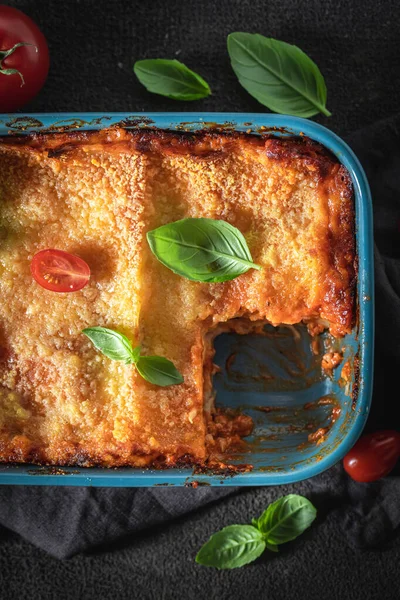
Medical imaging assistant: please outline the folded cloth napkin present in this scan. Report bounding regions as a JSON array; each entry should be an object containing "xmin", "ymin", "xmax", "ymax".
[{"xmin": 0, "ymin": 115, "xmax": 399, "ymax": 559}]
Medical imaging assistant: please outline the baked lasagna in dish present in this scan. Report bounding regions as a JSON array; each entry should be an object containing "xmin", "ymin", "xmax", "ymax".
[{"xmin": 0, "ymin": 129, "xmax": 356, "ymax": 468}]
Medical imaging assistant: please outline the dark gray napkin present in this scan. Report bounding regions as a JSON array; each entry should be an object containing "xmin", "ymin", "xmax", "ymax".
[{"xmin": 0, "ymin": 115, "xmax": 399, "ymax": 559}]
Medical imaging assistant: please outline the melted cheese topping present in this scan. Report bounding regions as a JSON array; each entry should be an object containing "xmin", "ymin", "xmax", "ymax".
[{"xmin": 0, "ymin": 129, "xmax": 355, "ymax": 467}]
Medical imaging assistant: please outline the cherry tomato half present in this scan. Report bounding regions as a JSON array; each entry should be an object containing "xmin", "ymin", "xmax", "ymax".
[
  {"xmin": 0, "ymin": 5, "xmax": 49, "ymax": 112},
  {"xmin": 31, "ymin": 249, "xmax": 90, "ymax": 293},
  {"xmin": 343, "ymin": 430, "xmax": 400, "ymax": 483}
]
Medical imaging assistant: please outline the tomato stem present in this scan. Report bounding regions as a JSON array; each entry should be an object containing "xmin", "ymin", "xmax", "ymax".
[{"xmin": 0, "ymin": 42, "xmax": 37, "ymax": 87}]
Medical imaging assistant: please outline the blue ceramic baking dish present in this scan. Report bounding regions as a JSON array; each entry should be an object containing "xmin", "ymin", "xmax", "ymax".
[{"xmin": 0, "ymin": 113, "xmax": 374, "ymax": 487}]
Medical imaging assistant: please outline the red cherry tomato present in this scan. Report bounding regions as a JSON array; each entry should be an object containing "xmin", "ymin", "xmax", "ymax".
[
  {"xmin": 31, "ymin": 249, "xmax": 90, "ymax": 293},
  {"xmin": 343, "ymin": 430, "xmax": 400, "ymax": 483},
  {"xmin": 0, "ymin": 5, "xmax": 49, "ymax": 112}
]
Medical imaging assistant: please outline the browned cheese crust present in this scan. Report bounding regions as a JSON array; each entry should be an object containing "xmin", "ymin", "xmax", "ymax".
[{"xmin": 0, "ymin": 129, "xmax": 356, "ymax": 467}]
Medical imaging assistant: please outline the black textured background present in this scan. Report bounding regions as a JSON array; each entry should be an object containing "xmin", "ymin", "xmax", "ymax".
[
  {"xmin": 6, "ymin": 0, "xmax": 400, "ymax": 136},
  {"xmin": 1, "ymin": 1, "xmax": 400, "ymax": 599}
]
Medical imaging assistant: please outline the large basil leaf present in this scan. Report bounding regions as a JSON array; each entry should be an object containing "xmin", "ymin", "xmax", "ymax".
[
  {"xmin": 134, "ymin": 59, "xmax": 211, "ymax": 100},
  {"xmin": 256, "ymin": 494, "xmax": 317, "ymax": 544},
  {"xmin": 196, "ymin": 525, "xmax": 266, "ymax": 569},
  {"xmin": 227, "ymin": 33, "xmax": 331, "ymax": 118},
  {"xmin": 146, "ymin": 218, "xmax": 261, "ymax": 283}
]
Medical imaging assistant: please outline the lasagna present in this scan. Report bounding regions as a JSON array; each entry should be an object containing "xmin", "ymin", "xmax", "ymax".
[{"xmin": 0, "ymin": 129, "xmax": 356, "ymax": 467}]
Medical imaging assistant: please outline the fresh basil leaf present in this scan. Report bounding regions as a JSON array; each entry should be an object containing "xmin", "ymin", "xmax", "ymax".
[
  {"xmin": 147, "ymin": 218, "xmax": 261, "ymax": 283},
  {"xmin": 136, "ymin": 356, "xmax": 184, "ymax": 387},
  {"xmin": 134, "ymin": 59, "xmax": 211, "ymax": 101},
  {"xmin": 256, "ymin": 494, "xmax": 317, "ymax": 545},
  {"xmin": 227, "ymin": 32, "xmax": 331, "ymax": 118},
  {"xmin": 196, "ymin": 525, "xmax": 266, "ymax": 569},
  {"xmin": 265, "ymin": 542, "xmax": 279, "ymax": 553},
  {"xmin": 82, "ymin": 327, "xmax": 136, "ymax": 363}
]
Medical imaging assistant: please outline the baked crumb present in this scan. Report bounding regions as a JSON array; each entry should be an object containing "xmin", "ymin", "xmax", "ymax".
[{"xmin": 322, "ymin": 352, "xmax": 343, "ymax": 372}]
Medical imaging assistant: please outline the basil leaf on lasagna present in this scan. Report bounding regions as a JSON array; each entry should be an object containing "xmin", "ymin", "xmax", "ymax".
[
  {"xmin": 82, "ymin": 327, "xmax": 137, "ymax": 364},
  {"xmin": 146, "ymin": 218, "xmax": 261, "ymax": 283},
  {"xmin": 133, "ymin": 59, "xmax": 211, "ymax": 101},
  {"xmin": 135, "ymin": 356, "xmax": 184, "ymax": 387},
  {"xmin": 83, "ymin": 327, "xmax": 183, "ymax": 387},
  {"xmin": 196, "ymin": 525, "xmax": 266, "ymax": 569},
  {"xmin": 227, "ymin": 33, "xmax": 331, "ymax": 118}
]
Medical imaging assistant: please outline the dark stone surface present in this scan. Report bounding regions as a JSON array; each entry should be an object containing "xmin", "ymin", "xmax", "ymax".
[{"xmin": 5, "ymin": 0, "xmax": 400, "ymax": 136}]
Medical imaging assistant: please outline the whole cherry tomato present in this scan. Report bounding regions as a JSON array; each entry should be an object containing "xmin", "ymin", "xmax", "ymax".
[
  {"xmin": 31, "ymin": 249, "xmax": 91, "ymax": 293},
  {"xmin": 343, "ymin": 430, "xmax": 400, "ymax": 483},
  {"xmin": 0, "ymin": 5, "xmax": 49, "ymax": 112}
]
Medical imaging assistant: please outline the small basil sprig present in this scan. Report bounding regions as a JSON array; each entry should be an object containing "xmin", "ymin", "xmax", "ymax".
[
  {"xmin": 196, "ymin": 494, "xmax": 316, "ymax": 569},
  {"xmin": 134, "ymin": 59, "xmax": 211, "ymax": 101},
  {"xmin": 147, "ymin": 218, "xmax": 261, "ymax": 283},
  {"xmin": 82, "ymin": 327, "xmax": 183, "ymax": 387},
  {"xmin": 227, "ymin": 32, "xmax": 331, "ymax": 118}
]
